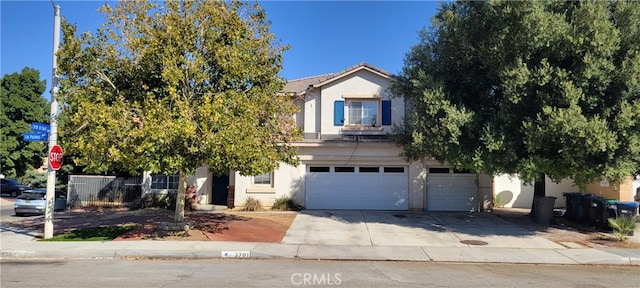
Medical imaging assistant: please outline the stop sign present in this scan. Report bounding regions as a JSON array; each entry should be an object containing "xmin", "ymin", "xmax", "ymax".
[{"xmin": 49, "ymin": 145, "xmax": 63, "ymax": 170}]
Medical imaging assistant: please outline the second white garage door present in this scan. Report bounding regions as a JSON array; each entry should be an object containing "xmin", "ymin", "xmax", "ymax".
[
  {"xmin": 305, "ymin": 166, "xmax": 409, "ymax": 210},
  {"xmin": 427, "ymin": 167, "xmax": 478, "ymax": 212}
]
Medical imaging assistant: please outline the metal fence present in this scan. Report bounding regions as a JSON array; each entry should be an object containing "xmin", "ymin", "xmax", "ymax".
[{"xmin": 67, "ymin": 175, "xmax": 142, "ymax": 208}]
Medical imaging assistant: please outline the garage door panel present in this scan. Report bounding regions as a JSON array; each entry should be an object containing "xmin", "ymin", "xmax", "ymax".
[
  {"xmin": 427, "ymin": 174, "xmax": 477, "ymax": 212},
  {"xmin": 305, "ymin": 167, "xmax": 408, "ymax": 210},
  {"xmin": 307, "ymin": 196, "xmax": 407, "ymax": 210}
]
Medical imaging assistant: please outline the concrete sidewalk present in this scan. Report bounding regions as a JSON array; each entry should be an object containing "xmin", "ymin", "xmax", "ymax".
[
  {"xmin": 1, "ymin": 210, "xmax": 639, "ymax": 265},
  {"xmin": 1, "ymin": 226, "xmax": 638, "ymax": 265}
]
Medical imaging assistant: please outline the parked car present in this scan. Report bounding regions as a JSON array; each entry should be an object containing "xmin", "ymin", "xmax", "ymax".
[
  {"xmin": 14, "ymin": 188, "xmax": 67, "ymax": 216},
  {"xmin": 1, "ymin": 178, "xmax": 30, "ymax": 197}
]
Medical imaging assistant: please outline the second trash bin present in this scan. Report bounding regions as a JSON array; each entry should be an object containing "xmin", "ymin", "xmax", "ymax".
[
  {"xmin": 616, "ymin": 202, "xmax": 639, "ymax": 219},
  {"xmin": 534, "ymin": 196, "xmax": 557, "ymax": 225},
  {"xmin": 595, "ymin": 199, "xmax": 618, "ymax": 231},
  {"xmin": 582, "ymin": 195, "xmax": 605, "ymax": 227},
  {"xmin": 563, "ymin": 192, "xmax": 582, "ymax": 221}
]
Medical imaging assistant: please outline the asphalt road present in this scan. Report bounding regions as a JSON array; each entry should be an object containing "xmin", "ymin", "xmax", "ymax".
[
  {"xmin": 0, "ymin": 196, "xmax": 18, "ymax": 221},
  {"xmin": 1, "ymin": 259, "xmax": 638, "ymax": 288},
  {"xmin": 0, "ymin": 196, "xmax": 45, "ymax": 223}
]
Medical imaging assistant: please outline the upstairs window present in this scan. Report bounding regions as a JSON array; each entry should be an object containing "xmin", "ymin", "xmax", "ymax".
[
  {"xmin": 335, "ymin": 99, "xmax": 392, "ymax": 126},
  {"xmin": 348, "ymin": 101, "xmax": 378, "ymax": 126}
]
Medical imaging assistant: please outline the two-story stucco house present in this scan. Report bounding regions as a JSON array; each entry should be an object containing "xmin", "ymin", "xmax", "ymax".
[{"xmin": 143, "ymin": 63, "xmax": 493, "ymax": 212}]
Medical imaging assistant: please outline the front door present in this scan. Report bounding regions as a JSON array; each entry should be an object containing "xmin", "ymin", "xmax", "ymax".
[{"xmin": 212, "ymin": 175, "xmax": 229, "ymax": 205}]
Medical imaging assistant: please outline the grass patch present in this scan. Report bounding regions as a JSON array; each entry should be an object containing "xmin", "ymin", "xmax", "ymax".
[{"xmin": 40, "ymin": 225, "xmax": 137, "ymax": 241}]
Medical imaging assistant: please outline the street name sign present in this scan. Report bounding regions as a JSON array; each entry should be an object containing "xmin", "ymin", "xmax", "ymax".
[
  {"xmin": 31, "ymin": 122, "xmax": 51, "ymax": 133},
  {"xmin": 23, "ymin": 133, "xmax": 48, "ymax": 142}
]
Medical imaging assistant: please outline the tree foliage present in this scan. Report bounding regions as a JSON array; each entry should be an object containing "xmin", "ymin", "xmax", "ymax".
[
  {"xmin": 0, "ymin": 67, "xmax": 49, "ymax": 178},
  {"xmin": 392, "ymin": 0, "xmax": 640, "ymax": 189},
  {"xmin": 57, "ymin": 0, "xmax": 300, "ymax": 221}
]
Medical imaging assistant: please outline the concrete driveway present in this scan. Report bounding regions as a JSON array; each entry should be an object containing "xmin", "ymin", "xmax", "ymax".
[{"xmin": 282, "ymin": 210, "xmax": 564, "ymax": 249}]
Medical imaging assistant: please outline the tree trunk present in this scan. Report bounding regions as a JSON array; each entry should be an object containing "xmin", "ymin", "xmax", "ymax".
[
  {"xmin": 530, "ymin": 173, "xmax": 546, "ymax": 218},
  {"xmin": 174, "ymin": 171, "xmax": 187, "ymax": 223}
]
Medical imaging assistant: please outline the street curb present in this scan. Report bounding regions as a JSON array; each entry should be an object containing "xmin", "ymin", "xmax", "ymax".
[{"xmin": 2, "ymin": 246, "xmax": 638, "ymax": 266}]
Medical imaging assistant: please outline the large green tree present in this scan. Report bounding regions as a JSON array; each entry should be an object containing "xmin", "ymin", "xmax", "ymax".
[
  {"xmin": 0, "ymin": 67, "xmax": 49, "ymax": 178},
  {"xmin": 57, "ymin": 0, "xmax": 300, "ymax": 223},
  {"xmin": 392, "ymin": 1, "xmax": 640, "ymax": 201}
]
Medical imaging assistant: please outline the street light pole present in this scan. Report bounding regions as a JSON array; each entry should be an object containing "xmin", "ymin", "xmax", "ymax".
[{"xmin": 44, "ymin": 1, "xmax": 61, "ymax": 240}]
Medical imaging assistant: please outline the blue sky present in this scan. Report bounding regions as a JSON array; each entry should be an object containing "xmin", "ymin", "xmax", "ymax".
[{"xmin": 1, "ymin": 0, "xmax": 441, "ymax": 100}]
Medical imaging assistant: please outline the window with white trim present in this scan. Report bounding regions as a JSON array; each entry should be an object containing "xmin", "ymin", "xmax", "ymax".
[
  {"xmin": 348, "ymin": 100, "xmax": 378, "ymax": 126},
  {"xmin": 151, "ymin": 174, "xmax": 179, "ymax": 190},
  {"xmin": 252, "ymin": 172, "xmax": 273, "ymax": 186}
]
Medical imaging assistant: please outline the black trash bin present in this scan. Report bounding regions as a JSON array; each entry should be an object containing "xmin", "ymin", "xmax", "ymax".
[
  {"xmin": 574, "ymin": 193, "xmax": 588, "ymax": 224},
  {"xmin": 581, "ymin": 195, "xmax": 604, "ymax": 227},
  {"xmin": 596, "ymin": 199, "xmax": 618, "ymax": 231},
  {"xmin": 616, "ymin": 202, "xmax": 639, "ymax": 219},
  {"xmin": 563, "ymin": 192, "xmax": 582, "ymax": 221}
]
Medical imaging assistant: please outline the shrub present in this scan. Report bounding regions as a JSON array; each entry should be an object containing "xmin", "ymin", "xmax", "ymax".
[
  {"xmin": 21, "ymin": 170, "xmax": 48, "ymax": 188},
  {"xmin": 493, "ymin": 193, "xmax": 504, "ymax": 208},
  {"xmin": 128, "ymin": 193, "xmax": 176, "ymax": 210},
  {"xmin": 128, "ymin": 188, "xmax": 197, "ymax": 211},
  {"xmin": 240, "ymin": 197, "xmax": 264, "ymax": 211},
  {"xmin": 128, "ymin": 194, "xmax": 155, "ymax": 210},
  {"xmin": 157, "ymin": 193, "xmax": 176, "ymax": 210},
  {"xmin": 608, "ymin": 216, "xmax": 637, "ymax": 241},
  {"xmin": 271, "ymin": 196, "xmax": 301, "ymax": 211}
]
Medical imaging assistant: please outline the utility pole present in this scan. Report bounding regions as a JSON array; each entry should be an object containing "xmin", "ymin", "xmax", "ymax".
[{"xmin": 44, "ymin": 1, "xmax": 61, "ymax": 239}]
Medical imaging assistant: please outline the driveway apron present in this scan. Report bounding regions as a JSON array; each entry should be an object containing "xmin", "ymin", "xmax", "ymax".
[{"xmin": 282, "ymin": 210, "xmax": 564, "ymax": 249}]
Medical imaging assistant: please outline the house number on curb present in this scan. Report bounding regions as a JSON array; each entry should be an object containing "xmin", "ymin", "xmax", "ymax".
[{"xmin": 221, "ymin": 251, "xmax": 251, "ymax": 258}]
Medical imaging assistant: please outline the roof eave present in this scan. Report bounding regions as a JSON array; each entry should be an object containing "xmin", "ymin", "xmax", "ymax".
[{"xmin": 312, "ymin": 65, "xmax": 391, "ymax": 88}]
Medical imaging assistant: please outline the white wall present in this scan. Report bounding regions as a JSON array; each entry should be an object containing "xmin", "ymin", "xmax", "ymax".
[
  {"xmin": 233, "ymin": 163, "xmax": 305, "ymax": 208},
  {"xmin": 188, "ymin": 166, "xmax": 211, "ymax": 205},
  {"xmin": 302, "ymin": 91, "xmax": 318, "ymax": 135},
  {"xmin": 319, "ymin": 70, "xmax": 395, "ymax": 135},
  {"xmin": 493, "ymin": 174, "xmax": 579, "ymax": 208},
  {"xmin": 295, "ymin": 98, "xmax": 305, "ymax": 132}
]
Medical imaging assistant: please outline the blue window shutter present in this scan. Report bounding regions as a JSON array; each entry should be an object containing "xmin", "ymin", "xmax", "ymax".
[
  {"xmin": 382, "ymin": 100, "xmax": 391, "ymax": 125},
  {"xmin": 334, "ymin": 100, "xmax": 344, "ymax": 126}
]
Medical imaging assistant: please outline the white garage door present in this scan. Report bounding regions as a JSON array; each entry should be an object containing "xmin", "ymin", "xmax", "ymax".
[
  {"xmin": 305, "ymin": 166, "xmax": 409, "ymax": 210},
  {"xmin": 427, "ymin": 167, "xmax": 478, "ymax": 212}
]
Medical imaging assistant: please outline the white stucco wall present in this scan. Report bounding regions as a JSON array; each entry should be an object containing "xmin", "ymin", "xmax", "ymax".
[
  {"xmin": 303, "ymin": 91, "xmax": 319, "ymax": 135},
  {"xmin": 295, "ymin": 98, "xmax": 305, "ymax": 133},
  {"xmin": 318, "ymin": 70, "xmax": 399, "ymax": 136},
  {"xmin": 390, "ymin": 94, "xmax": 405, "ymax": 127},
  {"xmin": 493, "ymin": 174, "xmax": 579, "ymax": 208},
  {"xmin": 187, "ymin": 166, "xmax": 212, "ymax": 205},
  {"xmin": 233, "ymin": 163, "xmax": 305, "ymax": 208}
]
